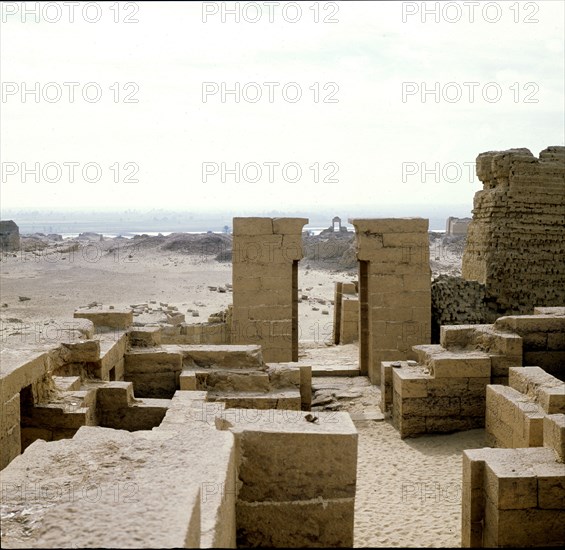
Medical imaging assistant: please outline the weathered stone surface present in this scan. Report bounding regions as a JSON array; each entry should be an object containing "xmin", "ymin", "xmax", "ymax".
[
  {"xmin": 462, "ymin": 146, "xmax": 565, "ymax": 317},
  {"xmin": 74, "ymin": 307, "xmax": 133, "ymax": 330}
]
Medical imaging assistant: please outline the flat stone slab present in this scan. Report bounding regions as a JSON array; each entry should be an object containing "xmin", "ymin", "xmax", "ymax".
[{"xmin": 349, "ymin": 411, "xmax": 385, "ymax": 422}]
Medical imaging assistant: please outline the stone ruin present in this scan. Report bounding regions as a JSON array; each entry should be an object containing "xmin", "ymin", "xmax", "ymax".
[
  {"xmin": 0, "ymin": 220, "xmax": 20, "ymax": 252},
  {"xmin": 446, "ymin": 216, "xmax": 471, "ymax": 236},
  {"xmin": 0, "ymin": 309, "xmax": 354, "ymax": 547},
  {"xmin": 432, "ymin": 146, "xmax": 565, "ymax": 336},
  {"xmin": 1, "ymin": 143, "xmax": 565, "ymax": 547}
]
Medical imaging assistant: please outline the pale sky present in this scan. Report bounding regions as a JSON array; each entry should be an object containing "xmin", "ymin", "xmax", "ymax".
[{"xmin": 0, "ymin": 0, "xmax": 563, "ymax": 214}]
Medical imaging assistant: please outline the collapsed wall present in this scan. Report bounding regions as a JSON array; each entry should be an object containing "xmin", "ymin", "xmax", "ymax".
[{"xmin": 462, "ymin": 146, "xmax": 565, "ymax": 315}]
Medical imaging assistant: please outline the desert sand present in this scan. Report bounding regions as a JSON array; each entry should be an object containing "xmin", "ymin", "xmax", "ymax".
[{"xmin": 0, "ymin": 233, "xmax": 482, "ymax": 548}]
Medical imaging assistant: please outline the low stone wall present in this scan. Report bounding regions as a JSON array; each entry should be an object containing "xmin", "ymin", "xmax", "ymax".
[
  {"xmin": 382, "ymin": 321, "xmax": 523, "ymax": 438},
  {"xmin": 462, "ymin": 438, "xmax": 565, "ymax": 548},
  {"xmin": 494, "ymin": 310, "xmax": 565, "ymax": 380},
  {"xmin": 485, "ymin": 366, "xmax": 565, "ymax": 448}
]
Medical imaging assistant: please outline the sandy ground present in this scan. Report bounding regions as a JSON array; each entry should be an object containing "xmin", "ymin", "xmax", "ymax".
[
  {"xmin": 0, "ymin": 237, "xmax": 481, "ymax": 548},
  {"xmin": 0, "ymin": 239, "xmax": 354, "ymax": 347}
]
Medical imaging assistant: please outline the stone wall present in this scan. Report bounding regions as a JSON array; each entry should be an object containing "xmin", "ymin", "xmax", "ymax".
[
  {"xmin": 485, "ymin": 366, "xmax": 565, "ymax": 449},
  {"xmin": 231, "ymin": 217, "xmax": 307, "ymax": 363},
  {"xmin": 494, "ymin": 309, "xmax": 565, "ymax": 381},
  {"xmin": 350, "ymin": 218, "xmax": 431, "ymax": 384},
  {"xmin": 462, "ymin": 146, "xmax": 565, "ymax": 316},
  {"xmin": 462, "ymin": 439, "xmax": 565, "ymax": 548}
]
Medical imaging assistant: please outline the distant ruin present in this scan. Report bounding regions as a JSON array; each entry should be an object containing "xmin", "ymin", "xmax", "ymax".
[
  {"xmin": 445, "ymin": 216, "xmax": 471, "ymax": 236},
  {"xmin": 0, "ymin": 220, "xmax": 20, "ymax": 252}
]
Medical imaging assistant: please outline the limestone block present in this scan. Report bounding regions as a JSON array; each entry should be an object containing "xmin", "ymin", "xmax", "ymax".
[
  {"xmin": 485, "ymin": 463, "xmax": 538, "ymax": 509},
  {"xmin": 349, "ymin": 218, "xmax": 429, "ymax": 235},
  {"xmin": 382, "ymin": 232, "xmax": 430, "ymax": 247},
  {"xmin": 124, "ymin": 349, "xmax": 182, "ymax": 374},
  {"xmin": 282, "ymin": 235, "xmax": 305, "ymax": 260},
  {"xmin": 272, "ymin": 217, "xmax": 308, "ymax": 235},
  {"xmin": 535, "ymin": 461, "xmax": 565, "ymax": 509},
  {"xmin": 74, "ymin": 308, "xmax": 133, "ymax": 330},
  {"xmin": 544, "ymin": 414, "xmax": 565, "ymax": 461},
  {"xmin": 509, "ymin": 366, "xmax": 565, "ymax": 414},
  {"xmin": 226, "ymin": 410, "xmax": 357, "ymax": 502},
  {"xmin": 342, "ymin": 282, "xmax": 356, "ymax": 294},
  {"xmin": 400, "ymin": 396, "xmax": 461, "ymax": 417},
  {"xmin": 96, "ymin": 381, "xmax": 135, "ymax": 409},
  {"xmin": 392, "ymin": 367, "xmax": 428, "ymax": 398},
  {"xmin": 460, "ymin": 395, "xmax": 486, "ymax": 417},
  {"xmin": 179, "ymin": 371, "xmax": 198, "ymax": 391},
  {"xmin": 58, "ymin": 339, "xmax": 100, "ymax": 363},
  {"xmin": 236, "ymin": 498, "xmax": 354, "ymax": 548},
  {"xmin": 430, "ymin": 351, "xmax": 491, "ymax": 378},
  {"xmin": 1, "ymin": 392, "xmax": 20, "ymax": 433},
  {"xmin": 233, "ymin": 217, "xmax": 273, "ymax": 235},
  {"xmin": 128, "ymin": 327, "xmax": 162, "ymax": 347},
  {"xmin": 0, "ymin": 424, "xmax": 21, "ymax": 470},
  {"xmin": 90, "ymin": 332, "xmax": 128, "ymax": 378},
  {"xmin": 166, "ymin": 344, "xmax": 264, "ymax": 369}
]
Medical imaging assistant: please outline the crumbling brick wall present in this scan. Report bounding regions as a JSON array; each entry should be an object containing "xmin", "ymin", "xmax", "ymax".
[{"xmin": 462, "ymin": 146, "xmax": 565, "ymax": 315}]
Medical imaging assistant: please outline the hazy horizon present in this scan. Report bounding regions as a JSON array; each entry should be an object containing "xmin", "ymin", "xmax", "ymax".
[{"xmin": 1, "ymin": 202, "xmax": 472, "ymax": 233}]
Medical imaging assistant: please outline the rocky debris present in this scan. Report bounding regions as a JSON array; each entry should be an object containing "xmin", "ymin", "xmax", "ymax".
[{"xmin": 310, "ymin": 376, "xmax": 377, "ymax": 413}]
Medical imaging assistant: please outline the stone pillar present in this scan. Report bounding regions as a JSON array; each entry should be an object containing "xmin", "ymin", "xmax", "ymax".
[
  {"xmin": 350, "ymin": 218, "xmax": 431, "ymax": 384},
  {"xmin": 232, "ymin": 217, "xmax": 308, "ymax": 363}
]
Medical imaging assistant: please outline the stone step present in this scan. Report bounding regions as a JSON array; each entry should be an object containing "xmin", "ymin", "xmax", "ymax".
[
  {"xmin": 162, "ymin": 344, "xmax": 264, "ymax": 369},
  {"xmin": 90, "ymin": 331, "xmax": 128, "ymax": 379},
  {"xmin": 97, "ymin": 381, "xmax": 137, "ymax": 409},
  {"xmin": 412, "ymin": 344, "xmax": 491, "ymax": 378},
  {"xmin": 53, "ymin": 376, "xmax": 82, "ymax": 392},
  {"xmin": 207, "ymin": 389, "xmax": 301, "ymax": 410},
  {"xmin": 312, "ymin": 365, "xmax": 360, "ymax": 377},
  {"xmin": 509, "ymin": 366, "xmax": 565, "ymax": 414},
  {"xmin": 180, "ymin": 369, "xmax": 271, "ymax": 393}
]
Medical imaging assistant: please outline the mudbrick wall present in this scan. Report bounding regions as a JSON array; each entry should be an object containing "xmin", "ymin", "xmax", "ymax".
[
  {"xmin": 431, "ymin": 146, "xmax": 565, "ymax": 339},
  {"xmin": 462, "ymin": 146, "xmax": 565, "ymax": 315}
]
